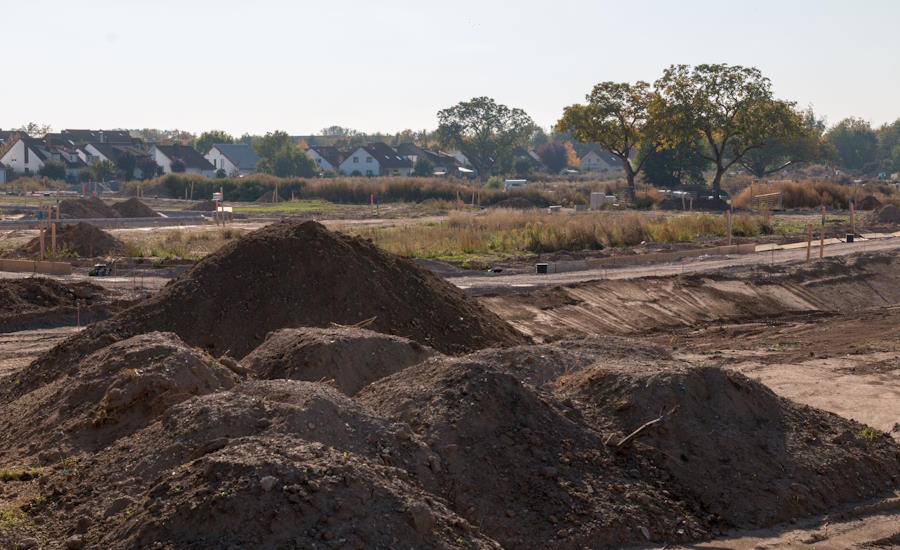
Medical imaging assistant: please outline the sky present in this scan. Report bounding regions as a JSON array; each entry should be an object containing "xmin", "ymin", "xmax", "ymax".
[{"xmin": 2, "ymin": 0, "xmax": 898, "ymax": 136}]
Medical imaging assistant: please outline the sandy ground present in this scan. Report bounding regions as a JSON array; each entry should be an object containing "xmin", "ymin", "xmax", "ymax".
[{"xmin": 0, "ymin": 327, "xmax": 80, "ymax": 379}]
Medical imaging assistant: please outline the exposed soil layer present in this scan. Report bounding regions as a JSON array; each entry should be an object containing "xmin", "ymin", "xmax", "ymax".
[
  {"xmin": 15, "ymin": 222, "xmax": 124, "ymax": 258},
  {"xmin": 255, "ymin": 190, "xmax": 288, "ymax": 203},
  {"xmin": 482, "ymin": 253, "xmax": 900, "ymax": 342},
  {"xmin": 110, "ymin": 197, "xmax": 158, "ymax": 218},
  {"xmin": 58, "ymin": 197, "xmax": 118, "ymax": 219},
  {"xmin": 0, "ymin": 278, "xmax": 104, "ymax": 318},
  {"xmin": 242, "ymin": 326, "xmax": 438, "ymax": 395},
  {"xmin": 857, "ymin": 194, "xmax": 882, "ymax": 211},
  {"xmin": 489, "ymin": 197, "xmax": 538, "ymax": 209},
  {"xmin": 871, "ymin": 204, "xmax": 900, "ymax": 224}
]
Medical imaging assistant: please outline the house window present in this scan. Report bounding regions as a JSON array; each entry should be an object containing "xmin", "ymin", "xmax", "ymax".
[
  {"xmin": 353, "ymin": 156, "xmax": 359, "ymax": 163},
  {"xmin": 366, "ymin": 170, "xmax": 373, "ymax": 176},
  {"xmin": 24, "ymin": 147, "xmax": 29, "ymax": 164},
  {"xmin": 366, "ymin": 156, "xmax": 372, "ymax": 163}
]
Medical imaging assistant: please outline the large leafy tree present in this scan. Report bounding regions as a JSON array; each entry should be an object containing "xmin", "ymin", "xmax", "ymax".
[
  {"xmin": 654, "ymin": 64, "xmax": 805, "ymax": 197},
  {"xmin": 196, "ymin": 130, "xmax": 234, "ymax": 154},
  {"xmin": 437, "ymin": 96, "xmax": 535, "ymax": 179},
  {"xmin": 556, "ymin": 81, "xmax": 660, "ymax": 195},
  {"xmin": 876, "ymin": 119, "xmax": 900, "ymax": 171},
  {"xmin": 38, "ymin": 159, "xmax": 67, "ymax": 180},
  {"xmin": 640, "ymin": 139, "xmax": 711, "ymax": 187},
  {"xmin": 254, "ymin": 131, "xmax": 317, "ymax": 177},
  {"xmin": 115, "ymin": 152, "xmax": 137, "ymax": 180},
  {"xmin": 16, "ymin": 122, "xmax": 52, "ymax": 137},
  {"xmin": 535, "ymin": 142, "xmax": 569, "ymax": 172},
  {"xmin": 825, "ymin": 118, "xmax": 878, "ymax": 172},
  {"xmin": 738, "ymin": 106, "xmax": 821, "ymax": 178}
]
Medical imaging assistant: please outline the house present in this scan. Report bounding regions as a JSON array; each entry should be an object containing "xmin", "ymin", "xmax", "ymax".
[
  {"xmin": 0, "ymin": 134, "xmax": 47, "ymax": 175},
  {"xmin": 395, "ymin": 143, "xmax": 460, "ymax": 174},
  {"xmin": 53, "ymin": 129, "xmax": 134, "ymax": 146},
  {"xmin": 307, "ymin": 146, "xmax": 346, "ymax": 173},
  {"xmin": 338, "ymin": 143, "xmax": 412, "ymax": 176},
  {"xmin": 78, "ymin": 142, "xmax": 154, "ymax": 179},
  {"xmin": 205, "ymin": 143, "xmax": 260, "ymax": 176},
  {"xmin": 579, "ymin": 150, "xmax": 620, "ymax": 172},
  {"xmin": 151, "ymin": 144, "xmax": 215, "ymax": 178},
  {"xmin": 511, "ymin": 146, "xmax": 545, "ymax": 171}
]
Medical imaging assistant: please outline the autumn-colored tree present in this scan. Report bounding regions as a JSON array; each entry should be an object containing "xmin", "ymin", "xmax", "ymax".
[{"xmin": 557, "ymin": 81, "xmax": 660, "ymax": 196}]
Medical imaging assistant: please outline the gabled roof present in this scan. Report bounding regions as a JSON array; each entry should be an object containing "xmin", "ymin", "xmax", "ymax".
[
  {"xmin": 85, "ymin": 142, "xmax": 151, "ymax": 163},
  {"xmin": 396, "ymin": 143, "xmax": 459, "ymax": 167},
  {"xmin": 154, "ymin": 144, "xmax": 214, "ymax": 171},
  {"xmin": 59, "ymin": 129, "xmax": 133, "ymax": 144},
  {"xmin": 362, "ymin": 142, "xmax": 412, "ymax": 169},
  {"xmin": 211, "ymin": 143, "xmax": 259, "ymax": 171},
  {"xmin": 309, "ymin": 145, "xmax": 346, "ymax": 168}
]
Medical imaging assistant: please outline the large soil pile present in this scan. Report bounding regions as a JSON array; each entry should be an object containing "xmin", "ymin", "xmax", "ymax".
[
  {"xmin": 20, "ymin": 220, "xmax": 525, "ymax": 385},
  {"xmin": 489, "ymin": 197, "xmax": 537, "ymax": 209},
  {"xmin": 857, "ymin": 194, "xmax": 882, "ymax": 210},
  {"xmin": 255, "ymin": 190, "xmax": 287, "ymax": 203},
  {"xmin": 16, "ymin": 222, "xmax": 124, "ymax": 258},
  {"xmin": 242, "ymin": 327, "xmax": 438, "ymax": 395},
  {"xmin": 111, "ymin": 197, "xmax": 158, "ymax": 218},
  {"xmin": 59, "ymin": 197, "xmax": 118, "ymax": 219},
  {"xmin": 871, "ymin": 204, "xmax": 900, "ymax": 224},
  {"xmin": 0, "ymin": 278, "xmax": 102, "ymax": 317}
]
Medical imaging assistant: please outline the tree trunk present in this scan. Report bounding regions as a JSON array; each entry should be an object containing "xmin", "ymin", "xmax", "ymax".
[
  {"xmin": 711, "ymin": 166, "xmax": 725, "ymax": 200},
  {"xmin": 623, "ymin": 160, "xmax": 636, "ymax": 200}
]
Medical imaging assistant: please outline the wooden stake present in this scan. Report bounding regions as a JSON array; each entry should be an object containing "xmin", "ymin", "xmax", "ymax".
[
  {"xmin": 727, "ymin": 208, "xmax": 733, "ymax": 246},
  {"xmin": 51, "ymin": 223, "xmax": 56, "ymax": 259},
  {"xmin": 820, "ymin": 205, "xmax": 825, "ymax": 259},
  {"xmin": 850, "ymin": 197, "xmax": 855, "ymax": 236},
  {"xmin": 39, "ymin": 229, "xmax": 45, "ymax": 261},
  {"xmin": 806, "ymin": 224, "xmax": 812, "ymax": 263}
]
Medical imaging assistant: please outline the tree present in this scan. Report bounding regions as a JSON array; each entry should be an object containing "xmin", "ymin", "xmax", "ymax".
[
  {"xmin": 557, "ymin": 81, "xmax": 660, "ymax": 196},
  {"xmin": 654, "ymin": 64, "xmax": 805, "ymax": 198},
  {"xmin": 77, "ymin": 167, "xmax": 93, "ymax": 183},
  {"xmin": 513, "ymin": 157, "xmax": 533, "ymax": 177},
  {"xmin": 115, "ymin": 152, "xmax": 137, "ymax": 180},
  {"xmin": 530, "ymin": 127, "xmax": 550, "ymax": 147},
  {"xmin": 876, "ymin": 119, "xmax": 900, "ymax": 171},
  {"xmin": 437, "ymin": 96, "xmax": 535, "ymax": 179},
  {"xmin": 38, "ymin": 159, "xmax": 67, "ymax": 180},
  {"xmin": 215, "ymin": 168, "xmax": 227, "ymax": 179},
  {"xmin": 825, "ymin": 118, "xmax": 878, "ymax": 172},
  {"xmin": 320, "ymin": 125, "xmax": 359, "ymax": 137},
  {"xmin": 137, "ymin": 156, "xmax": 160, "ymax": 180},
  {"xmin": 413, "ymin": 157, "xmax": 434, "ymax": 177},
  {"xmin": 91, "ymin": 159, "xmax": 116, "ymax": 181},
  {"xmin": 535, "ymin": 142, "xmax": 569, "ymax": 172},
  {"xmin": 16, "ymin": 122, "xmax": 51, "ymax": 137},
  {"xmin": 196, "ymin": 130, "xmax": 234, "ymax": 154},
  {"xmin": 254, "ymin": 131, "xmax": 317, "ymax": 177},
  {"xmin": 640, "ymin": 139, "xmax": 710, "ymax": 187},
  {"xmin": 738, "ymin": 106, "xmax": 818, "ymax": 178}
]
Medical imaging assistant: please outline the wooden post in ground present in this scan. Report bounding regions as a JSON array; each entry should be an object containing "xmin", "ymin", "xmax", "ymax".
[
  {"xmin": 820, "ymin": 205, "xmax": 826, "ymax": 259},
  {"xmin": 727, "ymin": 208, "xmax": 733, "ymax": 246},
  {"xmin": 39, "ymin": 229, "xmax": 45, "ymax": 261},
  {"xmin": 807, "ymin": 224, "xmax": 812, "ymax": 263},
  {"xmin": 850, "ymin": 196, "xmax": 855, "ymax": 236},
  {"xmin": 51, "ymin": 222, "xmax": 56, "ymax": 259}
]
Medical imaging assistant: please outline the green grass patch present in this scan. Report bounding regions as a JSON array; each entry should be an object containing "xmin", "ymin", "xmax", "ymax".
[
  {"xmin": 0, "ymin": 467, "xmax": 43, "ymax": 482},
  {"xmin": 233, "ymin": 199, "xmax": 340, "ymax": 215}
]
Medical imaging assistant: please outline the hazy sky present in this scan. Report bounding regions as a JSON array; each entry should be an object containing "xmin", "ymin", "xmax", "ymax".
[{"xmin": 2, "ymin": 0, "xmax": 898, "ymax": 136}]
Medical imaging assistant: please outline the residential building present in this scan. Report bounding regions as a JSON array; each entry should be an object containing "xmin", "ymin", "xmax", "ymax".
[
  {"xmin": 0, "ymin": 134, "xmax": 47, "ymax": 175},
  {"xmin": 338, "ymin": 143, "xmax": 412, "ymax": 176},
  {"xmin": 395, "ymin": 143, "xmax": 460, "ymax": 174},
  {"xmin": 307, "ymin": 146, "xmax": 346, "ymax": 173},
  {"xmin": 205, "ymin": 143, "xmax": 260, "ymax": 176},
  {"xmin": 78, "ymin": 142, "xmax": 153, "ymax": 179},
  {"xmin": 151, "ymin": 144, "xmax": 215, "ymax": 178},
  {"xmin": 579, "ymin": 150, "xmax": 620, "ymax": 172}
]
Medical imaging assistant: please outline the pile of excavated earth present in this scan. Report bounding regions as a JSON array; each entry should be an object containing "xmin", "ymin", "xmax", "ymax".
[
  {"xmin": 871, "ymin": 203, "xmax": 900, "ymax": 224},
  {"xmin": 0, "ymin": 220, "xmax": 898, "ymax": 549},
  {"xmin": 14, "ymin": 222, "xmax": 124, "ymax": 258},
  {"xmin": 58, "ymin": 197, "xmax": 158, "ymax": 219}
]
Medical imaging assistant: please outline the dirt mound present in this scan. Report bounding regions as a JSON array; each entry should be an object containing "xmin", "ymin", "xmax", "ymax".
[
  {"xmin": 0, "ymin": 277, "xmax": 102, "ymax": 317},
  {"xmin": 242, "ymin": 327, "xmax": 439, "ymax": 395},
  {"xmin": 58, "ymin": 197, "xmax": 118, "ymax": 219},
  {"xmin": 857, "ymin": 194, "xmax": 882, "ymax": 210},
  {"xmin": 184, "ymin": 199, "xmax": 217, "ymax": 211},
  {"xmin": 16, "ymin": 222, "xmax": 123, "ymax": 258},
  {"xmin": 871, "ymin": 204, "xmax": 900, "ymax": 224},
  {"xmin": 553, "ymin": 362, "xmax": 900, "ymax": 528},
  {"xmin": 358, "ymin": 357, "xmax": 706, "ymax": 547},
  {"xmin": 111, "ymin": 197, "xmax": 157, "ymax": 218},
  {"xmin": 489, "ymin": 197, "xmax": 537, "ymax": 209},
  {"xmin": 16, "ymin": 221, "xmax": 524, "ymax": 388},
  {"xmin": 0, "ymin": 332, "xmax": 235, "ymax": 462},
  {"xmin": 255, "ymin": 190, "xmax": 287, "ymax": 203}
]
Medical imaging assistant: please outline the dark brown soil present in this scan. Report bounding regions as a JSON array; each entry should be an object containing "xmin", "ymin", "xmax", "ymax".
[
  {"xmin": 0, "ymin": 278, "xmax": 103, "ymax": 317},
  {"xmin": 489, "ymin": 197, "xmax": 538, "ymax": 209},
  {"xmin": 871, "ymin": 204, "xmax": 900, "ymax": 224},
  {"xmin": 857, "ymin": 194, "xmax": 882, "ymax": 211},
  {"xmin": 111, "ymin": 197, "xmax": 158, "ymax": 218},
  {"xmin": 242, "ymin": 326, "xmax": 438, "ymax": 395},
  {"xmin": 16, "ymin": 222, "xmax": 124, "ymax": 258},
  {"xmin": 58, "ymin": 197, "xmax": 118, "ymax": 219}
]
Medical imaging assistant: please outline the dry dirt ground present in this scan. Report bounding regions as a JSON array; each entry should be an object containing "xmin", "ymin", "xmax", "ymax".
[{"xmin": 0, "ymin": 221, "xmax": 897, "ymax": 548}]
